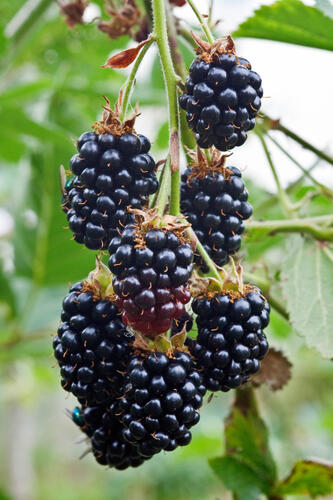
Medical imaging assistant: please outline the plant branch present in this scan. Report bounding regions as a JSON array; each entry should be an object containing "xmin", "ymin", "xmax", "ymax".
[
  {"xmin": 119, "ymin": 37, "xmax": 155, "ymax": 121},
  {"xmin": 152, "ymin": 0, "xmax": 180, "ymax": 215},
  {"xmin": 188, "ymin": 228, "xmax": 223, "ymax": 284},
  {"xmin": 262, "ymin": 114, "xmax": 333, "ymax": 167},
  {"xmin": 186, "ymin": 0, "xmax": 214, "ymax": 44},
  {"xmin": 256, "ymin": 130, "xmax": 294, "ymax": 218},
  {"xmin": 246, "ymin": 214, "xmax": 333, "ymax": 241}
]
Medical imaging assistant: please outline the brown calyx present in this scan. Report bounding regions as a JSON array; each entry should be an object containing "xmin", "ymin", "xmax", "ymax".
[
  {"xmin": 129, "ymin": 208, "xmax": 191, "ymax": 249},
  {"xmin": 196, "ymin": 283, "xmax": 255, "ymax": 303},
  {"xmin": 186, "ymin": 146, "xmax": 232, "ymax": 182},
  {"xmin": 98, "ymin": 0, "xmax": 141, "ymax": 40},
  {"xmin": 58, "ymin": 0, "xmax": 87, "ymax": 28},
  {"xmin": 191, "ymin": 31, "xmax": 236, "ymax": 63},
  {"xmin": 92, "ymin": 95, "xmax": 139, "ymax": 136}
]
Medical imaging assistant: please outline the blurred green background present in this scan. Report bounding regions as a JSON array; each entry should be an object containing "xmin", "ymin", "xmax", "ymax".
[{"xmin": 0, "ymin": 0, "xmax": 333, "ymax": 499}]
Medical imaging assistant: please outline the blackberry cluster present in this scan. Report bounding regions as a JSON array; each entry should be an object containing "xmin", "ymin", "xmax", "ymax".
[
  {"xmin": 71, "ymin": 405, "xmax": 150, "ymax": 469},
  {"xmin": 179, "ymin": 53, "xmax": 263, "ymax": 151},
  {"xmin": 53, "ymin": 281, "xmax": 134, "ymax": 405},
  {"xmin": 181, "ymin": 164, "xmax": 252, "ymax": 271},
  {"xmin": 62, "ymin": 130, "xmax": 158, "ymax": 250},
  {"xmin": 189, "ymin": 288, "xmax": 270, "ymax": 392},
  {"xmin": 116, "ymin": 351, "xmax": 206, "ymax": 457},
  {"xmin": 108, "ymin": 223, "xmax": 193, "ymax": 335}
]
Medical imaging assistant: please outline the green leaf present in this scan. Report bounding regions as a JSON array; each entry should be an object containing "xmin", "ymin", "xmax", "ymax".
[
  {"xmin": 275, "ymin": 459, "xmax": 333, "ymax": 497},
  {"xmin": 224, "ymin": 388, "xmax": 277, "ymax": 488},
  {"xmin": 209, "ymin": 456, "xmax": 263, "ymax": 500},
  {"xmin": 281, "ymin": 235, "xmax": 333, "ymax": 358},
  {"xmin": 233, "ymin": 0, "xmax": 333, "ymax": 51}
]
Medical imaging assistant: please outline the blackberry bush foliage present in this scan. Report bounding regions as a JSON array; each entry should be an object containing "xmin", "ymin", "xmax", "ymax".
[
  {"xmin": 181, "ymin": 148, "xmax": 252, "ymax": 271},
  {"xmin": 62, "ymin": 101, "xmax": 158, "ymax": 250},
  {"xmin": 189, "ymin": 281, "xmax": 270, "ymax": 392},
  {"xmin": 71, "ymin": 405, "xmax": 150, "ymax": 469},
  {"xmin": 53, "ymin": 261, "xmax": 134, "ymax": 405},
  {"xmin": 116, "ymin": 349, "xmax": 206, "ymax": 457},
  {"xmin": 108, "ymin": 210, "xmax": 193, "ymax": 335},
  {"xmin": 179, "ymin": 34, "xmax": 263, "ymax": 151}
]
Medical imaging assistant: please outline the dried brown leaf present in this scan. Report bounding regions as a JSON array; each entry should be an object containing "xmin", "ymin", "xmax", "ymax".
[
  {"xmin": 102, "ymin": 38, "xmax": 151, "ymax": 69},
  {"xmin": 252, "ymin": 348, "xmax": 292, "ymax": 391}
]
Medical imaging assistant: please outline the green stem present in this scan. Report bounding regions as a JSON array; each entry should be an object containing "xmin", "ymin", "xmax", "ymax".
[
  {"xmin": 246, "ymin": 214, "xmax": 333, "ymax": 241},
  {"xmin": 189, "ymin": 229, "xmax": 223, "ymax": 284},
  {"xmin": 119, "ymin": 37, "xmax": 155, "ymax": 121},
  {"xmin": 155, "ymin": 157, "xmax": 171, "ymax": 215},
  {"xmin": 263, "ymin": 114, "xmax": 333, "ymax": 167},
  {"xmin": 267, "ymin": 134, "xmax": 333, "ymax": 199},
  {"xmin": 186, "ymin": 0, "xmax": 215, "ymax": 44},
  {"xmin": 152, "ymin": 0, "xmax": 180, "ymax": 216},
  {"xmin": 257, "ymin": 130, "xmax": 294, "ymax": 218}
]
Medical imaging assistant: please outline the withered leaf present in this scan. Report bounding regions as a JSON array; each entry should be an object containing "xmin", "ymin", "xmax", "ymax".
[
  {"xmin": 252, "ymin": 348, "xmax": 292, "ymax": 391},
  {"xmin": 102, "ymin": 38, "xmax": 152, "ymax": 69}
]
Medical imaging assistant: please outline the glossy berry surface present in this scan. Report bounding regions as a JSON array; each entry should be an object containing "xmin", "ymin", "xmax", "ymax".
[
  {"xmin": 62, "ymin": 131, "xmax": 158, "ymax": 250},
  {"xmin": 108, "ymin": 225, "xmax": 193, "ymax": 335},
  {"xmin": 180, "ymin": 55, "xmax": 263, "ymax": 151},
  {"xmin": 189, "ymin": 288, "xmax": 270, "ymax": 392},
  {"xmin": 116, "ymin": 351, "xmax": 206, "ymax": 457},
  {"xmin": 72, "ymin": 405, "xmax": 150, "ymax": 469},
  {"xmin": 181, "ymin": 166, "xmax": 252, "ymax": 271},
  {"xmin": 53, "ymin": 281, "xmax": 134, "ymax": 405}
]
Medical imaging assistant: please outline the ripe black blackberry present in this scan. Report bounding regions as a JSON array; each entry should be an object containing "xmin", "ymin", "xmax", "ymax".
[
  {"xmin": 179, "ymin": 34, "xmax": 263, "ymax": 151},
  {"xmin": 181, "ymin": 148, "xmax": 252, "ymax": 272},
  {"xmin": 53, "ymin": 261, "xmax": 134, "ymax": 405},
  {"xmin": 62, "ymin": 100, "xmax": 158, "ymax": 250},
  {"xmin": 189, "ymin": 285, "xmax": 270, "ymax": 392},
  {"xmin": 116, "ymin": 349, "xmax": 206, "ymax": 457},
  {"xmin": 71, "ymin": 405, "xmax": 150, "ymax": 469},
  {"xmin": 108, "ymin": 210, "xmax": 193, "ymax": 336}
]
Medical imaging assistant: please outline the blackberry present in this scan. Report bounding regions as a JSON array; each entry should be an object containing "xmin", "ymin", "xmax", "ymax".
[
  {"xmin": 171, "ymin": 312, "xmax": 194, "ymax": 336},
  {"xmin": 108, "ymin": 211, "xmax": 193, "ymax": 336},
  {"xmin": 181, "ymin": 148, "xmax": 252, "ymax": 271},
  {"xmin": 116, "ymin": 350, "xmax": 206, "ymax": 457},
  {"xmin": 71, "ymin": 405, "xmax": 150, "ymax": 469},
  {"xmin": 189, "ymin": 286, "xmax": 270, "ymax": 392},
  {"xmin": 53, "ymin": 262, "xmax": 134, "ymax": 405},
  {"xmin": 179, "ymin": 34, "xmax": 263, "ymax": 151},
  {"xmin": 62, "ymin": 101, "xmax": 158, "ymax": 250}
]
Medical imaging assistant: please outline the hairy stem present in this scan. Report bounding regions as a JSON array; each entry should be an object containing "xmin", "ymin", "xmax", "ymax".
[
  {"xmin": 186, "ymin": 0, "xmax": 215, "ymax": 44},
  {"xmin": 263, "ymin": 114, "xmax": 333, "ymax": 167},
  {"xmin": 119, "ymin": 37, "xmax": 155, "ymax": 121},
  {"xmin": 246, "ymin": 214, "xmax": 333, "ymax": 241},
  {"xmin": 152, "ymin": 0, "xmax": 180, "ymax": 215}
]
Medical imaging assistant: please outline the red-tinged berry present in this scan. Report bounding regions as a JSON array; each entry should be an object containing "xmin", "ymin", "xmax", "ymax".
[
  {"xmin": 108, "ymin": 210, "xmax": 193, "ymax": 336},
  {"xmin": 181, "ymin": 148, "xmax": 252, "ymax": 271},
  {"xmin": 179, "ymin": 35, "xmax": 263, "ymax": 151},
  {"xmin": 189, "ymin": 285, "xmax": 270, "ymax": 392},
  {"xmin": 116, "ymin": 350, "xmax": 206, "ymax": 457},
  {"xmin": 62, "ymin": 100, "xmax": 158, "ymax": 250},
  {"xmin": 53, "ymin": 261, "xmax": 134, "ymax": 405}
]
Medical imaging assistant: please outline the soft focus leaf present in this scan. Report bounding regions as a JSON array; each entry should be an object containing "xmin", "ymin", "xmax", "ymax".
[
  {"xmin": 281, "ymin": 235, "xmax": 333, "ymax": 358},
  {"xmin": 276, "ymin": 459, "xmax": 333, "ymax": 497},
  {"xmin": 233, "ymin": 0, "xmax": 333, "ymax": 51}
]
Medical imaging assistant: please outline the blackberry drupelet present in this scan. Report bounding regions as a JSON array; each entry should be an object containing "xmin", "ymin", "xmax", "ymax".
[
  {"xmin": 181, "ymin": 148, "xmax": 252, "ymax": 272},
  {"xmin": 53, "ymin": 263, "xmax": 134, "ymax": 405},
  {"xmin": 179, "ymin": 34, "xmax": 263, "ymax": 151},
  {"xmin": 116, "ymin": 350, "xmax": 206, "ymax": 457},
  {"xmin": 71, "ymin": 405, "xmax": 150, "ymax": 469},
  {"xmin": 108, "ymin": 211, "xmax": 193, "ymax": 336},
  {"xmin": 189, "ymin": 286, "xmax": 270, "ymax": 392},
  {"xmin": 62, "ymin": 102, "xmax": 158, "ymax": 250}
]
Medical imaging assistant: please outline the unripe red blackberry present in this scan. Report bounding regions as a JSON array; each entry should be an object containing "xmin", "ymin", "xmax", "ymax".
[
  {"xmin": 53, "ymin": 261, "xmax": 134, "ymax": 405},
  {"xmin": 179, "ymin": 34, "xmax": 263, "ymax": 151},
  {"xmin": 108, "ymin": 210, "xmax": 193, "ymax": 336},
  {"xmin": 189, "ymin": 285, "xmax": 269, "ymax": 392},
  {"xmin": 181, "ymin": 148, "xmax": 252, "ymax": 272},
  {"xmin": 62, "ymin": 101, "xmax": 158, "ymax": 250},
  {"xmin": 71, "ymin": 405, "xmax": 150, "ymax": 469},
  {"xmin": 116, "ymin": 349, "xmax": 206, "ymax": 457}
]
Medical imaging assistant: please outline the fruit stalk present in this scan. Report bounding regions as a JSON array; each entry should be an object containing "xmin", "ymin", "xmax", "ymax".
[
  {"xmin": 152, "ymin": 0, "xmax": 181, "ymax": 215},
  {"xmin": 186, "ymin": 0, "xmax": 215, "ymax": 44}
]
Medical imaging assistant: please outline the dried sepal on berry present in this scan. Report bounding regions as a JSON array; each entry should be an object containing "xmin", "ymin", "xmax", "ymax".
[{"xmin": 98, "ymin": 0, "xmax": 141, "ymax": 40}]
